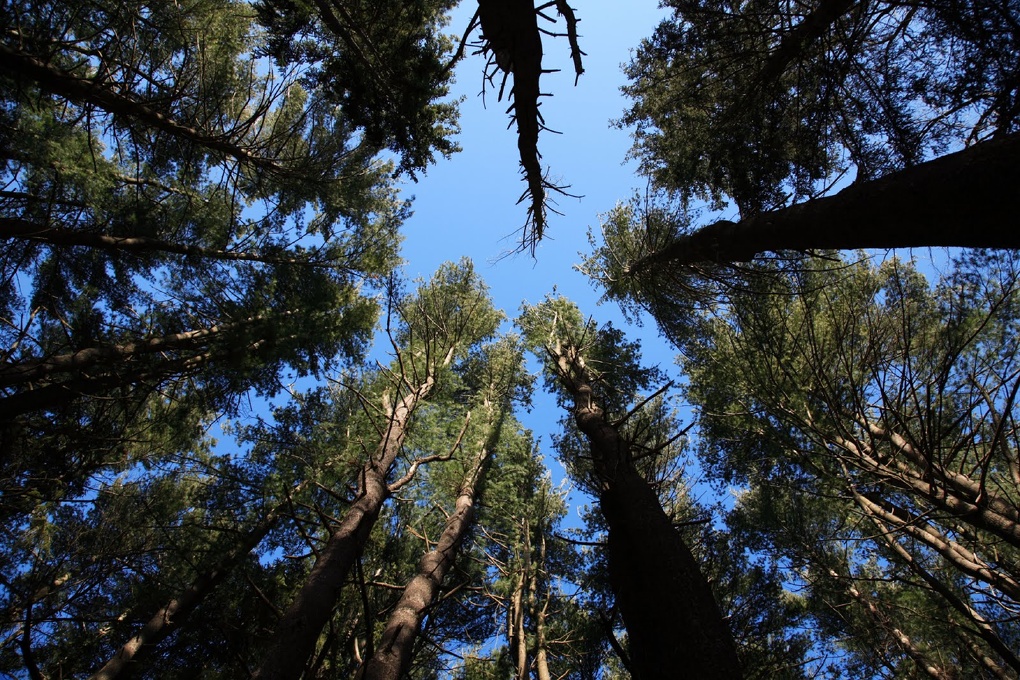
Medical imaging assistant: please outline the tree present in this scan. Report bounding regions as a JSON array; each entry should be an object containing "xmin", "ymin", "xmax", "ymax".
[
  {"xmin": 683, "ymin": 251, "xmax": 1020, "ymax": 676},
  {"xmin": 474, "ymin": 0, "xmax": 584, "ymax": 253},
  {"xmin": 594, "ymin": 0, "xmax": 1020, "ymax": 287},
  {"xmin": 254, "ymin": 260, "xmax": 502, "ymax": 680},
  {"xmin": 0, "ymin": 433, "xmax": 290, "ymax": 678},
  {"xmin": 252, "ymin": 0, "xmax": 462, "ymax": 177},
  {"xmin": 519, "ymin": 296, "xmax": 742, "ymax": 679},
  {"xmin": 358, "ymin": 338, "xmax": 529, "ymax": 680},
  {"xmin": 0, "ymin": 0, "xmax": 409, "ymax": 522}
]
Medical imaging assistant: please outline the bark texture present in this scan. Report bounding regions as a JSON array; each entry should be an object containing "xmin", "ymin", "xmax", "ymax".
[
  {"xmin": 254, "ymin": 379, "xmax": 433, "ymax": 680},
  {"xmin": 627, "ymin": 131, "xmax": 1020, "ymax": 273},
  {"xmin": 359, "ymin": 419, "xmax": 491, "ymax": 680},
  {"xmin": 551, "ymin": 347, "xmax": 742, "ymax": 679}
]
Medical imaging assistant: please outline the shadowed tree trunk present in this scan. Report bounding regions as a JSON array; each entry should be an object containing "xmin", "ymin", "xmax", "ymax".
[
  {"xmin": 625, "ymin": 131, "xmax": 1020, "ymax": 274},
  {"xmin": 255, "ymin": 259, "xmax": 500, "ymax": 680},
  {"xmin": 548, "ymin": 344, "xmax": 742, "ymax": 679},
  {"xmin": 0, "ymin": 219, "xmax": 340, "ymax": 268},
  {"xmin": 509, "ymin": 565, "xmax": 528, "ymax": 680}
]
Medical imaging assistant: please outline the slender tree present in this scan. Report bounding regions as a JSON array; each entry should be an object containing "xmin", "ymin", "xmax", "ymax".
[{"xmin": 358, "ymin": 338, "xmax": 528, "ymax": 680}]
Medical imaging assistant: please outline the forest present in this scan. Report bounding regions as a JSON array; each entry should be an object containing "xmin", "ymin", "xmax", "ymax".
[{"xmin": 1, "ymin": 0, "xmax": 1018, "ymax": 678}]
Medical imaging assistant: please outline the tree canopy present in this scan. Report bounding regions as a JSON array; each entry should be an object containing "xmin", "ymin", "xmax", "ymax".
[{"xmin": 2, "ymin": 1, "xmax": 1019, "ymax": 678}]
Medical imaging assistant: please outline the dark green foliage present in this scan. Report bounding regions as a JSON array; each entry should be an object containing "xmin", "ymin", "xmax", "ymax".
[
  {"xmin": 0, "ymin": 0, "xmax": 408, "ymax": 521},
  {"xmin": 684, "ymin": 251, "xmax": 1020, "ymax": 677},
  {"xmin": 621, "ymin": 0, "xmax": 1020, "ymax": 217},
  {"xmin": 253, "ymin": 0, "xmax": 462, "ymax": 176}
]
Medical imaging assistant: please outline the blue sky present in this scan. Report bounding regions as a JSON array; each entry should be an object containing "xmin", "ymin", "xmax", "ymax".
[
  {"xmin": 389, "ymin": 2, "xmax": 714, "ymax": 517},
  {"xmin": 400, "ymin": 0, "xmax": 666, "ymax": 301}
]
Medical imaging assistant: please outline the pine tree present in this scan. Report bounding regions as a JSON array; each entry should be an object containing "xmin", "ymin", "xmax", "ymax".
[
  {"xmin": 683, "ymin": 251, "xmax": 1020, "ymax": 676},
  {"xmin": 519, "ymin": 296, "xmax": 742, "ymax": 679}
]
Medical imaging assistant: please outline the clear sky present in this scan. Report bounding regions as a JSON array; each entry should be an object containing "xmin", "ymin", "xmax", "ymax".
[
  {"xmin": 390, "ymin": 2, "xmax": 709, "ymax": 517},
  {"xmin": 400, "ymin": 0, "xmax": 666, "ymax": 305}
]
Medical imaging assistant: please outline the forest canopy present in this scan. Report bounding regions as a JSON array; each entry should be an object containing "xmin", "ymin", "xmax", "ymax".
[{"xmin": 1, "ymin": 1, "xmax": 1018, "ymax": 679}]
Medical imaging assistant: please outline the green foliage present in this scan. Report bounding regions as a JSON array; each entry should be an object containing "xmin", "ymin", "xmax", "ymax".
[
  {"xmin": 518, "ymin": 294, "xmax": 663, "ymax": 417},
  {"xmin": 0, "ymin": 0, "xmax": 411, "ymax": 523},
  {"xmin": 253, "ymin": 0, "xmax": 462, "ymax": 177},
  {"xmin": 684, "ymin": 250, "xmax": 1020, "ymax": 676},
  {"xmin": 620, "ymin": 0, "xmax": 1020, "ymax": 216}
]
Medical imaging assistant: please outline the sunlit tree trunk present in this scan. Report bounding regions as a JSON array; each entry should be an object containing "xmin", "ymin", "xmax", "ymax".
[
  {"xmin": 254, "ymin": 377, "xmax": 433, "ymax": 680},
  {"xmin": 359, "ymin": 406, "xmax": 497, "ymax": 680}
]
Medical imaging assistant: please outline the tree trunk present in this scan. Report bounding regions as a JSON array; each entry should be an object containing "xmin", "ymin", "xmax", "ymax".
[
  {"xmin": 553, "ymin": 347, "xmax": 742, "ymax": 679},
  {"xmin": 745, "ymin": 0, "xmax": 857, "ymax": 97},
  {"xmin": 254, "ymin": 379, "xmax": 433, "ymax": 680},
  {"xmin": 532, "ymin": 526, "xmax": 551, "ymax": 680},
  {"xmin": 597, "ymin": 466, "xmax": 741, "ymax": 680},
  {"xmin": 90, "ymin": 494, "xmax": 294, "ymax": 680},
  {"xmin": 837, "ymin": 571, "xmax": 954, "ymax": 680},
  {"xmin": 851, "ymin": 488, "xmax": 1020, "ymax": 674},
  {"xmin": 835, "ymin": 433, "xmax": 1020, "ymax": 549},
  {"xmin": 0, "ymin": 218, "xmax": 334, "ymax": 268},
  {"xmin": 0, "ymin": 314, "xmax": 290, "ymax": 389},
  {"xmin": 509, "ymin": 567, "xmax": 528, "ymax": 680},
  {"xmin": 359, "ymin": 417, "xmax": 493, "ymax": 680},
  {"xmin": 626, "ymin": 131, "xmax": 1020, "ymax": 273},
  {"xmin": 0, "ymin": 43, "xmax": 281, "ymax": 172}
]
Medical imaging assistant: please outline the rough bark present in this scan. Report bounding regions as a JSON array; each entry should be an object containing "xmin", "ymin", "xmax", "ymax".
[
  {"xmin": 551, "ymin": 347, "xmax": 742, "ymax": 679},
  {"xmin": 253, "ymin": 378, "xmax": 434, "ymax": 680},
  {"xmin": 90, "ymin": 496, "xmax": 293, "ymax": 680},
  {"xmin": 532, "ymin": 526, "xmax": 551, "ymax": 680},
  {"xmin": 626, "ymin": 131, "xmax": 1020, "ymax": 274},
  {"xmin": 359, "ymin": 417, "xmax": 492, "ymax": 680}
]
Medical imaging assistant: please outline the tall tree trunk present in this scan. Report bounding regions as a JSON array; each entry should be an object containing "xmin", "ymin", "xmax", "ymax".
[
  {"xmin": 532, "ymin": 525, "xmax": 551, "ymax": 680},
  {"xmin": 626, "ymin": 131, "xmax": 1020, "ymax": 273},
  {"xmin": 90, "ymin": 493, "xmax": 296, "ymax": 680},
  {"xmin": 745, "ymin": 0, "xmax": 857, "ymax": 97},
  {"xmin": 833, "ymin": 431, "xmax": 1020, "ymax": 549},
  {"xmin": 551, "ymin": 346, "xmax": 742, "ymax": 679},
  {"xmin": 509, "ymin": 566, "xmax": 528, "ymax": 680},
  {"xmin": 254, "ymin": 378, "xmax": 434, "ymax": 680},
  {"xmin": 0, "ymin": 313, "xmax": 293, "ymax": 389},
  {"xmin": 359, "ymin": 411, "xmax": 495, "ymax": 680},
  {"xmin": 850, "ymin": 488, "xmax": 1020, "ymax": 674}
]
